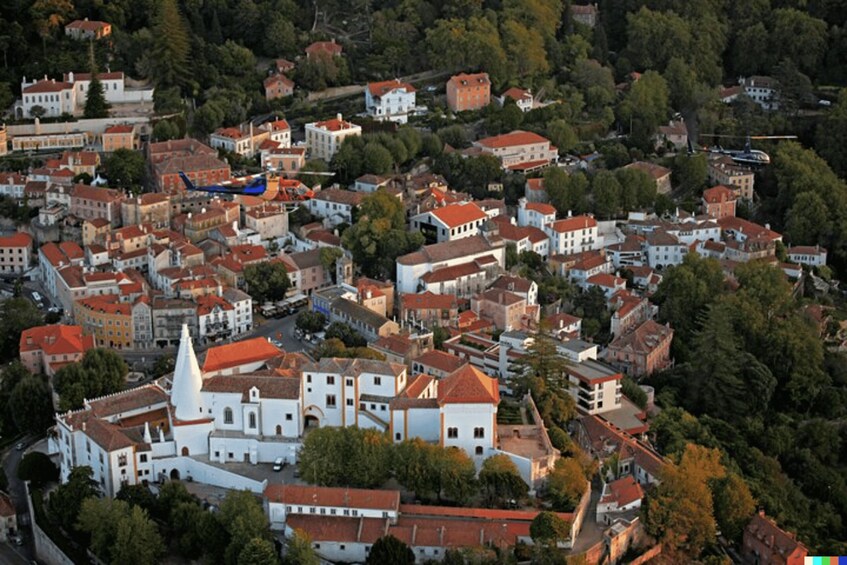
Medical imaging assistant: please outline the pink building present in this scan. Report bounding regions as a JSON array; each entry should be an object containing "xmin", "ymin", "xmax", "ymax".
[
  {"xmin": 19, "ymin": 325, "xmax": 94, "ymax": 376},
  {"xmin": 603, "ymin": 320, "xmax": 673, "ymax": 377},
  {"xmin": 70, "ymin": 184, "xmax": 125, "ymax": 227}
]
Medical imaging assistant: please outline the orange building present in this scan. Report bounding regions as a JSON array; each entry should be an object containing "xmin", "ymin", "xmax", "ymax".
[
  {"xmin": 742, "ymin": 510, "xmax": 808, "ymax": 565},
  {"xmin": 446, "ymin": 72, "xmax": 491, "ymax": 112},
  {"xmin": 74, "ymin": 294, "xmax": 135, "ymax": 350},
  {"xmin": 701, "ymin": 185, "xmax": 737, "ymax": 220},
  {"xmin": 19, "ymin": 325, "xmax": 94, "ymax": 376},
  {"xmin": 101, "ymin": 124, "xmax": 136, "ymax": 152}
]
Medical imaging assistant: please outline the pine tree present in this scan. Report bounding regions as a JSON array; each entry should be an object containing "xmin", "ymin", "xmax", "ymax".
[
  {"xmin": 150, "ymin": 0, "xmax": 191, "ymax": 89},
  {"xmin": 84, "ymin": 43, "xmax": 110, "ymax": 119}
]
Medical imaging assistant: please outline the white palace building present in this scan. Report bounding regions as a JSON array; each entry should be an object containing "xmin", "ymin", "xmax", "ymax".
[{"xmin": 54, "ymin": 325, "xmax": 557, "ymax": 497}]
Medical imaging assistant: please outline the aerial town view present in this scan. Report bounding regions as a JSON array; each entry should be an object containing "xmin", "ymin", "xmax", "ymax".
[{"xmin": 0, "ymin": 0, "xmax": 845, "ymax": 564}]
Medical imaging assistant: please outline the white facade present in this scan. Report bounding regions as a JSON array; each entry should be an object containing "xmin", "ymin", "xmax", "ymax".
[
  {"xmin": 787, "ymin": 246, "xmax": 827, "ymax": 267},
  {"xmin": 410, "ymin": 202, "xmax": 488, "ymax": 243},
  {"xmin": 396, "ymin": 234, "xmax": 506, "ymax": 295},
  {"xmin": 545, "ymin": 216, "xmax": 600, "ymax": 256},
  {"xmin": 517, "ymin": 198, "xmax": 556, "ymax": 230},
  {"xmin": 365, "ymin": 81, "xmax": 416, "ymax": 124},
  {"xmin": 305, "ymin": 114, "xmax": 362, "ymax": 161}
]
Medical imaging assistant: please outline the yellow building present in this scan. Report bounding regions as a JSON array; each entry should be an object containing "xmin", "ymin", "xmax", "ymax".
[{"xmin": 74, "ymin": 294, "xmax": 134, "ymax": 350}]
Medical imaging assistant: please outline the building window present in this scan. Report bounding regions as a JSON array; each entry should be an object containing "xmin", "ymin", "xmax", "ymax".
[
  {"xmin": 326, "ymin": 395, "xmax": 336, "ymax": 408},
  {"xmin": 346, "ymin": 378, "xmax": 353, "ymax": 387},
  {"xmin": 248, "ymin": 412, "xmax": 257, "ymax": 429},
  {"xmin": 374, "ymin": 376, "xmax": 381, "ymax": 386},
  {"xmin": 306, "ymin": 374, "xmax": 312, "ymax": 383},
  {"xmin": 475, "ymin": 446, "xmax": 484, "ymax": 455},
  {"xmin": 474, "ymin": 427, "xmax": 485, "ymax": 438},
  {"xmin": 223, "ymin": 407, "xmax": 233, "ymax": 424},
  {"xmin": 286, "ymin": 413, "xmax": 293, "ymax": 421},
  {"xmin": 346, "ymin": 398, "xmax": 353, "ymax": 406},
  {"xmin": 447, "ymin": 427, "xmax": 458, "ymax": 438},
  {"xmin": 327, "ymin": 375, "xmax": 335, "ymax": 385}
]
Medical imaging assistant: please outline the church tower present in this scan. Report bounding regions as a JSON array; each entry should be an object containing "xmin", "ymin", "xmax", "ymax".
[{"xmin": 171, "ymin": 324, "xmax": 203, "ymax": 421}]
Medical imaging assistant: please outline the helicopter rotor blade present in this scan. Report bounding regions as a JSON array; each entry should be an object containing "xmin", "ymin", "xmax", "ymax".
[{"xmin": 748, "ymin": 135, "xmax": 798, "ymax": 140}]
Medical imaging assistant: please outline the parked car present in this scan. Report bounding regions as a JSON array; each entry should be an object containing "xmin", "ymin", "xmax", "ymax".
[
  {"xmin": 273, "ymin": 457, "xmax": 285, "ymax": 472},
  {"xmin": 15, "ymin": 442, "xmax": 24, "ymax": 451}
]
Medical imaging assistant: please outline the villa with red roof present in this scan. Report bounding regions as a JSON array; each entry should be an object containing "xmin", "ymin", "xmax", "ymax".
[
  {"xmin": 264, "ymin": 73, "xmax": 294, "ymax": 101},
  {"xmin": 604, "ymin": 320, "xmax": 674, "ymax": 377},
  {"xmin": 525, "ymin": 177, "xmax": 547, "ymax": 202},
  {"xmin": 19, "ymin": 324, "xmax": 95, "ymax": 376},
  {"xmin": 545, "ymin": 214, "xmax": 600, "ymax": 256},
  {"xmin": 411, "ymin": 201, "xmax": 488, "ymax": 243},
  {"xmin": 447, "ymin": 72, "xmax": 491, "ymax": 112},
  {"xmin": 474, "ymin": 130, "xmax": 558, "ymax": 172},
  {"xmin": 596, "ymin": 476, "xmax": 644, "ymax": 523},
  {"xmin": 202, "ymin": 336, "xmax": 282, "ymax": 376},
  {"xmin": 742, "ymin": 510, "xmax": 808, "ymax": 565},
  {"xmin": 365, "ymin": 79, "xmax": 417, "ymax": 123},
  {"xmin": 305, "ymin": 114, "xmax": 362, "ymax": 161},
  {"xmin": 399, "ymin": 291, "xmax": 459, "ymax": 328},
  {"xmin": 0, "ymin": 232, "xmax": 32, "ymax": 274},
  {"xmin": 65, "ymin": 18, "xmax": 112, "ymax": 40},
  {"xmin": 517, "ymin": 197, "xmax": 557, "ymax": 230},
  {"xmin": 702, "ymin": 185, "xmax": 737, "ymax": 219},
  {"xmin": 787, "ymin": 245, "xmax": 827, "ymax": 267},
  {"xmin": 499, "ymin": 87, "xmax": 534, "ymax": 112},
  {"xmin": 305, "ymin": 39, "xmax": 342, "ymax": 60}
]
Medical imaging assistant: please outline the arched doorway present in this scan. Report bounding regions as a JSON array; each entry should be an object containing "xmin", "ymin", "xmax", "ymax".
[
  {"xmin": 181, "ymin": 446, "xmax": 189, "ymax": 456},
  {"xmin": 304, "ymin": 415, "xmax": 320, "ymax": 428},
  {"xmin": 170, "ymin": 469, "xmax": 180, "ymax": 480},
  {"xmin": 275, "ymin": 425, "xmax": 282, "ymax": 435},
  {"xmin": 303, "ymin": 405, "xmax": 325, "ymax": 428}
]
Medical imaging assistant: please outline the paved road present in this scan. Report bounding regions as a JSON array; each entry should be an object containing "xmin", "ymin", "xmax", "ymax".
[{"xmin": 2, "ymin": 436, "xmax": 37, "ymax": 563}]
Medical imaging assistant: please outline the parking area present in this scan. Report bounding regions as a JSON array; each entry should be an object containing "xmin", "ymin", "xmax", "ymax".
[{"xmin": 180, "ymin": 456, "xmax": 306, "ymax": 504}]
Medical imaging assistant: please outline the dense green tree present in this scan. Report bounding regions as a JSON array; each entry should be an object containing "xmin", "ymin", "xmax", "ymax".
[
  {"xmin": 478, "ymin": 454, "xmax": 529, "ymax": 507},
  {"xmin": 624, "ymin": 8, "xmax": 692, "ymax": 73},
  {"xmin": 617, "ymin": 71, "xmax": 670, "ymax": 150},
  {"xmin": 530, "ymin": 511, "xmax": 571, "ymax": 549},
  {"xmin": 672, "ymin": 153, "xmax": 708, "ymax": 195},
  {"xmin": 298, "ymin": 427, "xmax": 392, "ymax": 488},
  {"xmin": 152, "ymin": 119, "xmax": 181, "ymax": 141},
  {"xmin": 54, "ymin": 349, "xmax": 128, "ymax": 411},
  {"xmin": 50, "ymin": 466, "xmax": 99, "ymax": 534},
  {"xmin": 17, "ymin": 452, "xmax": 59, "ymax": 487},
  {"xmin": 592, "ymin": 170, "xmax": 622, "ymax": 218},
  {"xmin": 148, "ymin": 0, "xmax": 191, "ymax": 88},
  {"xmin": 547, "ymin": 120, "xmax": 578, "ymax": 154},
  {"xmin": 664, "ymin": 56, "xmax": 701, "ymax": 112},
  {"xmin": 78, "ymin": 497, "xmax": 131, "ymax": 561},
  {"xmin": 514, "ymin": 331, "xmax": 571, "ymax": 390},
  {"xmin": 644, "ymin": 445, "xmax": 723, "ymax": 556},
  {"xmin": 9, "ymin": 375, "xmax": 54, "ymax": 434},
  {"xmin": 244, "ymin": 261, "xmax": 291, "ymax": 304},
  {"xmin": 785, "ymin": 191, "xmax": 830, "ymax": 245},
  {"xmin": 104, "ymin": 149, "xmax": 145, "ymax": 190},
  {"xmin": 816, "ymin": 89, "xmax": 847, "ymax": 177},
  {"xmin": 712, "ymin": 474, "xmax": 756, "ymax": 542},
  {"xmin": 731, "ymin": 23, "xmax": 769, "ymax": 76},
  {"xmin": 621, "ymin": 377, "xmax": 647, "ymax": 409},
  {"xmin": 367, "ymin": 535, "xmax": 415, "ymax": 565},
  {"xmin": 425, "ymin": 17, "xmax": 508, "ymax": 84},
  {"xmin": 342, "ymin": 214, "xmax": 424, "ymax": 280},
  {"xmin": 218, "ymin": 490, "xmax": 273, "ymax": 565},
  {"xmin": 0, "ymin": 298, "xmax": 42, "ymax": 363},
  {"xmin": 773, "ymin": 59, "xmax": 813, "ymax": 116},
  {"xmin": 362, "ymin": 142, "xmax": 394, "ymax": 175},
  {"xmin": 282, "ymin": 529, "xmax": 319, "ymax": 565},
  {"xmin": 113, "ymin": 505, "xmax": 165, "ymax": 565},
  {"xmin": 325, "ymin": 322, "xmax": 366, "ymax": 348},
  {"xmin": 238, "ymin": 537, "xmax": 280, "ymax": 565},
  {"xmin": 295, "ymin": 311, "xmax": 326, "ymax": 333},
  {"xmin": 768, "ymin": 9, "xmax": 827, "ymax": 77},
  {"xmin": 545, "ymin": 169, "xmax": 588, "ymax": 215},
  {"xmin": 502, "ymin": 19, "xmax": 549, "ymax": 77},
  {"xmin": 547, "ymin": 457, "xmax": 588, "ymax": 511},
  {"xmin": 615, "ymin": 166, "xmax": 656, "ymax": 209}
]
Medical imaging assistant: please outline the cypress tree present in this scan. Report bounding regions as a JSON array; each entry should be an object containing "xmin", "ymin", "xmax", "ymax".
[
  {"xmin": 150, "ymin": 0, "xmax": 191, "ymax": 89},
  {"xmin": 83, "ymin": 43, "xmax": 110, "ymax": 119}
]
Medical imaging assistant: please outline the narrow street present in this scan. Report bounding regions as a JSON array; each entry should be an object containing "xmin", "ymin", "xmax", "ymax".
[{"xmin": 2, "ymin": 436, "xmax": 37, "ymax": 564}]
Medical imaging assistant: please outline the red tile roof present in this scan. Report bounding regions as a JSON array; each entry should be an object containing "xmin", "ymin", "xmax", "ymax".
[
  {"xmin": 548, "ymin": 215, "xmax": 597, "ymax": 233},
  {"xmin": 23, "ymin": 79, "xmax": 73, "ymax": 94},
  {"xmin": 412, "ymin": 349, "xmax": 467, "ymax": 374},
  {"xmin": 202, "ymin": 337, "xmax": 282, "ymax": 373},
  {"xmin": 601, "ymin": 475, "xmax": 643, "ymax": 507},
  {"xmin": 703, "ymin": 185, "xmax": 736, "ymax": 203},
  {"xmin": 63, "ymin": 72, "xmax": 123, "ymax": 82},
  {"xmin": 20, "ymin": 324, "xmax": 94, "ymax": 355},
  {"xmin": 587, "ymin": 273, "xmax": 625, "ymax": 288},
  {"xmin": 71, "ymin": 184, "xmax": 123, "ymax": 203},
  {"xmin": 449, "ymin": 73, "xmax": 490, "ymax": 88},
  {"xmin": 438, "ymin": 365, "xmax": 499, "ymax": 405},
  {"xmin": 312, "ymin": 118, "xmax": 358, "ymax": 132},
  {"xmin": 607, "ymin": 319, "xmax": 672, "ymax": 356},
  {"xmin": 76, "ymin": 294, "xmax": 132, "ymax": 316},
  {"xmin": 476, "ymin": 130, "xmax": 550, "ymax": 149},
  {"xmin": 526, "ymin": 178, "xmax": 544, "ymax": 192},
  {"xmin": 305, "ymin": 40, "xmax": 343, "ymax": 56},
  {"xmin": 717, "ymin": 216, "xmax": 782, "ymax": 241},
  {"xmin": 502, "ymin": 87, "xmax": 531, "ymax": 102},
  {"xmin": 104, "ymin": 124, "xmax": 134, "ymax": 134},
  {"xmin": 400, "ymin": 291, "xmax": 458, "ymax": 311},
  {"xmin": 744, "ymin": 512, "xmax": 808, "ymax": 560},
  {"xmin": 430, "ymin": 202, "xmax": 488, "ymax": 228},
  {"xmin": 264, "ymin": 484, "xmax": 400, "ymax": 511},
  {"xmin": 66, "ymin": 19, "xmax": 110, "ymax": 31},
  {"xmin": 524, "ymin": 202, "xmax": 556, "ymax": 215},
  {"xmin": 0, "ymin": 232, "xmax": 32, "ymax": 248},
  {"xmin": 201, "ymin": 374, "xmax": 300, "ymax": 401},
  {"xmin": 625, "ymin": 161, "xmax": 671, "ymax": 180},
  {"xmin": 368, "ymin": 79, "xmax": 415, "ymax": 97},
  {"xmin": 399, "ymin": 374, "xmax": 436, "ymax": 398}
]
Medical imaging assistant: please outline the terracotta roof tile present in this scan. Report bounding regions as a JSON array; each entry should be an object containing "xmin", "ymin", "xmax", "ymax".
[
  {"xmin": 202, "ymin": 337, "xmax": 282, "ymax": 373},
  {"xmin": 264, "ymin": 484, "xmax": 400, "ymax": 511},
  {"xmin": 548, "ymin": 215, "xmax": 597, "ymax": 233},
  {"xmin": 476, "ymin": 130, "xmax": 550, "ymax": 149},
  {"xmin": 412, "ymin": 350, "xmax": 467, "ymax": 374},
  {"xmin": 438, "ymin": 365, "xmax": 499, "ymax": 405}
]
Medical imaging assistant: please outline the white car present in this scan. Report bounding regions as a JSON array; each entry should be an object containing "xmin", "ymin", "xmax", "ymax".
[{"xmin": 273, "ymin": 457, "xmax": 285, "ymax": 472}]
